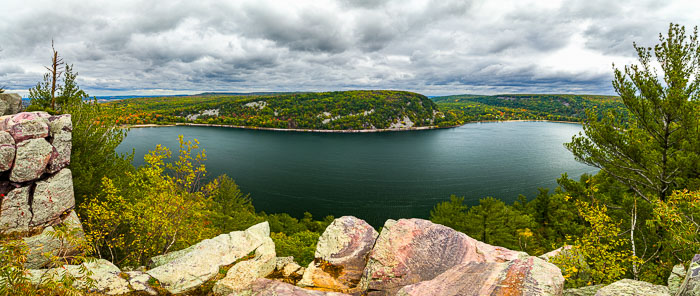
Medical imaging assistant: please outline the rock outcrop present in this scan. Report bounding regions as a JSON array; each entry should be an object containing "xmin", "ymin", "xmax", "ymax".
[
  {"xmin": 594, "ymin": 279, "xmax": 670, "ymax": 296},
  {"xmin": 360, "ymin": 218, "xmax": 527, "ymax": 295},
  {"xmin": 678, "ymin": 254, "xmax": 700, "ymax": 296},
  {"xmin": 0, "ymin": 111, "xmax": 81, "ymax": 268},
  {"xmin": 0, "ymin": 93, "xmax": 22, "ymax": 116},
  {"xmin": 299, "ymin": 216, "xmax": 379, "ymax": 292},
  {"xmin": 396, "ymin": 257, "xmax": 564, "ymax": 296},
  {"xmin": 146, "ymin": 221, "xmax": 272, "ymax": 294},
  {"xmin": 212, "ymin": 236, "xmax": 277, "ymax": 296}
]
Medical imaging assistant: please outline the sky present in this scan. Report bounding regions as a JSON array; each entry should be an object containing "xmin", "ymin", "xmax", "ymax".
[{"xmin": 0, "ymin": 0, "xmax": 698, "ymax": 97}]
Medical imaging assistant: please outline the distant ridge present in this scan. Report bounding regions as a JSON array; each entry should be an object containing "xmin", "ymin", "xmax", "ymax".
[{"xmin": 196, "ymin": 91, "xmax": 309, "ymax": 96}]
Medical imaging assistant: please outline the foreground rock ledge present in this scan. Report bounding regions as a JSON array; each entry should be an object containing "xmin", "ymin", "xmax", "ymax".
[
  {"xmin": 396, "ymin": 256, "xmax": 564, "ymax": 296},
  {"xmin": 299, "ymin": 216, "xmax": 379, "ymax": 292},
  {"xmin": 146, "ymin": 222, "xmax": 271, "ymax": 294},
  {"xmin": 360, "ymin": 218, "xmax": 528, "ymax": 295}
]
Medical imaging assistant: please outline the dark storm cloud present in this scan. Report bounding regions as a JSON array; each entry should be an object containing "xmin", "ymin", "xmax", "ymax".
[{"xmin": 0, "ymin": 0, "xmax": 697, "ymax": 96}]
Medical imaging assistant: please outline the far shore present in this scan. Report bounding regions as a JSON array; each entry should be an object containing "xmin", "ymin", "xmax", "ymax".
[{"xmin": 122, "ymin": 119, "xmax": 582, "ymax": 132}]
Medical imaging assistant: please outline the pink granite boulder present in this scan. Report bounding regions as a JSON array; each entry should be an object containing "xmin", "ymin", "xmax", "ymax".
[
  {"xmin": 47, "ymin": 114, "xmax": 72, "ymax": 173},
  {"xmin": 360, "ymin": 219, "xmax": 526, "ymax": 295},
  {"xmin": 0, "ymin": 112, "xmax": 50, "ymax": 143},
  {"xmin": 396, "ymin": 257, "xmax": 564, "ymax": 296},
  {"xmin": 0, "ymin": 131, "xmax": 15, "ymax": 172},
  {"xmin": 10, "ymin": 138, "xmax": 53, "ymax": 182},
  {"xmin": 299, "ymin": 216, "xmax": 379, "ymax": 292}
]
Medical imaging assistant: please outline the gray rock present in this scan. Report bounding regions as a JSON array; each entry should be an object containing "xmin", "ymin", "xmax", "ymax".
[
  {"xmin": 0, "ymin": 131, "xmax": 15, "ymax": 172},
  {"xmin": 31, "ymin": 169, "xmax": 75, "ymax": 227},
  {"xmin": 10, "ymin": 137, "xmax": 53, "ymax": 182},
  {"xmin": 299, "ymin": 216, "xmax": 379, "ymax": 292},
  {"xmin": 679, "ymin": 254, "xmax": 700, "ymax": 296},
  {"xmin": 0, "ymin": 93, "xmax": 22, "ymax": 115},
  {"xmin": 234, "ymin": 278, "xmax": 351, "ymax": 295},
  {"xmin": 360, "ymin": 218, "xmax": 526, "ymax": 295},
  {"xmin": 396, "ymin": 256, "xmax": 564, "ymax": 296},
  {"xmin": 29, "ymin": 259, "xmax": 130, "ymax": 295},
  {"xmin": 0, "ymin": 112, "xmax": 50, "ymax": 143},
  {"xmin": 564, "ymin": 285, "xmax": 604, "ymax": 296},
  {"xmin": 213, "ymin": 237, "xmax": 277, "ymax": 296},
  {"xmin": 147, "ymin": 222, "xmax": 271, "ymax": 294},
  {"xmin": 125, "ymin": 271, "xmax": 157, "ymax": 296},
  {"xmin": 0, "ymin": 185, "xmax": 31, "ymax": 234},
  {"xmin": 24, "ymin": 211, "xmax": 85, "ymax": 269},
  {"xmin": 669, "ymin": 263, "xmax": 687, "ymax": 295},
  {"xmin": 47, "ymin": 114, "xmax": 72, "ymax": 173},
  {"xmin": 595, "ymin": 279, "xmax": 670, "ymax": 296}
]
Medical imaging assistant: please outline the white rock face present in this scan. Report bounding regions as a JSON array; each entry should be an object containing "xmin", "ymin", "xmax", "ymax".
[
  {"xmin": 244, "ymin": 101, "xmax": 267, "ymax": 110},
  {"xmin": 146, "ymin": 222, "xmax": 271, "ymax": 294}
]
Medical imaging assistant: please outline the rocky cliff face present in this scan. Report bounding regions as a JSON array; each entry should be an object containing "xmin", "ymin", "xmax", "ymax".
[{"xmin": 0, "ymin": 111, "xmax": 83, "ymax": 269}]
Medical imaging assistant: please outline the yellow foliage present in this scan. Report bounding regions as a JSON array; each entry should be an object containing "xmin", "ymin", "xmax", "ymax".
[{"xmin": 81, "ymin": 136, "xmax": 217, "ymax": 267}]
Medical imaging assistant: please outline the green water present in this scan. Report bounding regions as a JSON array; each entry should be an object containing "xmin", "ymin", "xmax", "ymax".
[{"xmin": 117, "ymin": 121, "xmax": 597, "ymax": 226}]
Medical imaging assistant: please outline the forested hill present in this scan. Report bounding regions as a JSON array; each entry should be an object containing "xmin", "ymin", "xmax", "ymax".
[
  {"xmin": 432, "ymin": 94, "xmax": 627, "ymax": 125},
  {"xmin": 104, "ymin": 90, "xmax": 444, "ymax": 130}
]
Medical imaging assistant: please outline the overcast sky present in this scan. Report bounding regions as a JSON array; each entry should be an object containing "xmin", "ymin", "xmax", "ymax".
[{"xmin": 1, "ymin": 0, "xmax": 698, "ymax": 97}]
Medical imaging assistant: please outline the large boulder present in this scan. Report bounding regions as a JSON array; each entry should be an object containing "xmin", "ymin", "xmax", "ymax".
[
  {"xmin": 396, "ymin": 256, "xmax": 563, "ymax": 296},
  {"xmin": 10, "ymin": 137, "xmax": 53, "ymax": 182},
  {"xmin": 46, "ymin": 114, "xmax": 72, "ymax": 173},
  {"xmin": 679, "ymin": 254, "xmax": 700, "ymax": 296},
  {"xmin": 0, "ymin": 131, "xmax": 15, "ymax": 172},
  {"xmin": 235, "ymin": 278, "xmax": 351, "ymax": 296},
  {"xmin": 29, "ymin": 259, "xmax": 130, "ymax": 295},
  {"xmin": 24, "ymin": 210, "xmax": 85, "ymax": 269},
  {"xmin": 147, "ymin": 222, "xmax": 271, "ymax": 294},
  {"xmin": 299, "ymin": 216, "xmax": 379, "ymax": 292},
  {"xmin": 360, "ymin": 219, "xmax": 526, "ymax": 295},
  {"xmin": 0, "ymin": 185, "xmax": 31, "ymax": 234},
  {"xmin": 0, "ymin": 93, "xmax": 22, "ymax": 115},
  {"xmin": 0, "ymin": 93, "xmax": 22, "ymax": 116},
  {"xmin": 594, "ymin": 279, "xmax": 670, "ymax": 296},
  {"xmin": 213, "ymin": 237, "xmax": 277, "ymax": 295},
  {"xmin": 30, "ymin": 168, "xmax": 75, "ymax": 227},
  {"xmin": 0, "ymin": 111, "xmax": 50, "ymax": 143}
]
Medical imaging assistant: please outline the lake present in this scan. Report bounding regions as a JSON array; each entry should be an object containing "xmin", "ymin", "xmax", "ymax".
[{"xmin": 117, "ymin": 121, "xmax": 597, "ymax": 226}]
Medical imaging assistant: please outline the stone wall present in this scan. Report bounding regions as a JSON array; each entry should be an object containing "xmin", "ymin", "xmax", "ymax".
[{"xmin": 0, "ymin": 111, "xmax": 83, "ymax": 268}]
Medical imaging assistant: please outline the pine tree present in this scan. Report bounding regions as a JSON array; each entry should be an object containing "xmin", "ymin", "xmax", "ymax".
[{"xmin": 566, "ymin": 23, "xmax": 700, "ymax": 203}]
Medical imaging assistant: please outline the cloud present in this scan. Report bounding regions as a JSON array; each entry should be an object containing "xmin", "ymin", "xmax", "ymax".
[{"xmin": 0, "ymin": 0, "xmax": 698, "ymax": 97}]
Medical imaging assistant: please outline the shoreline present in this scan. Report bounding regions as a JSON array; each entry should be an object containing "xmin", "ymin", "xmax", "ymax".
[
  {"xmin": 123, "ymin": 119, "xmax": 582, "ymax": 132},
  {"xmin": 125, "ymin": 123, "xmax": 447, "ymax": 132}
]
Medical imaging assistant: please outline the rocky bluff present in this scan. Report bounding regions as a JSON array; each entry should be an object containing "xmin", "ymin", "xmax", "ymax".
[{"xmin": 0, "ymin": 109, "xmax": 81, "ymax": 269}]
